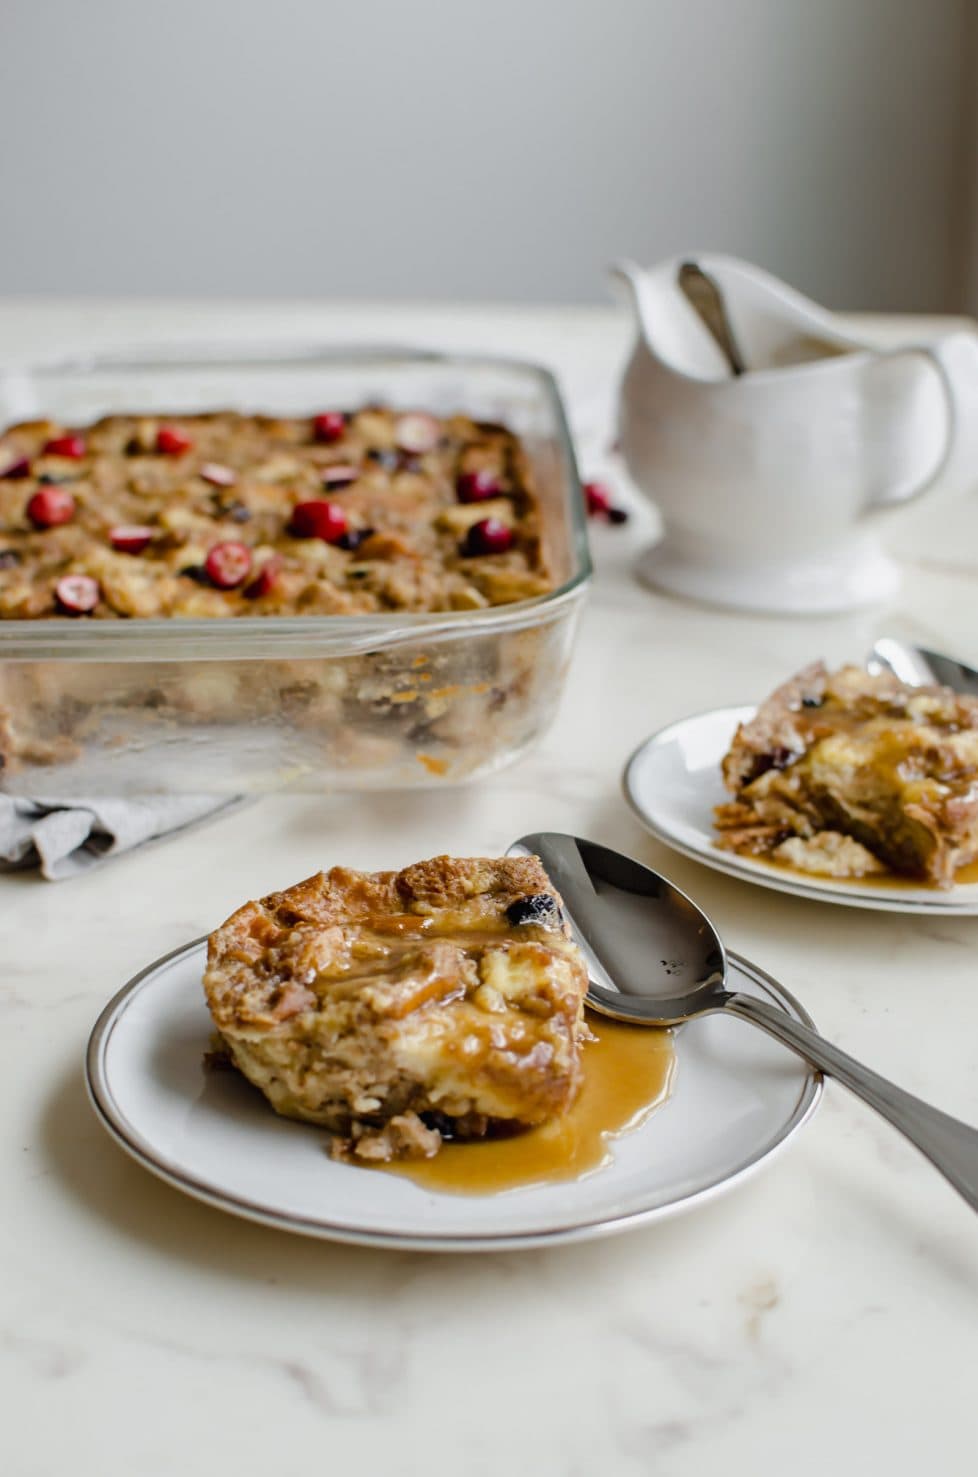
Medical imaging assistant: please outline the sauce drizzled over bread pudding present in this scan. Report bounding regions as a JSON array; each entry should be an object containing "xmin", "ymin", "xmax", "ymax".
[
  {"xmin": 203, "ymin": 856, "xmax": 593, "ymax": 1163},
  {"xmin": 0, "ymin": 407, "xmax": 551, "ymax": 619},
  {"xmin": 716, "ymin": 662, "xmax": 978, "ymax": 887}
]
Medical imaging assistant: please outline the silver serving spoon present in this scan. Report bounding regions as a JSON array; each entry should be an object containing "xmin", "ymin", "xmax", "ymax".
[
  {"xmin": 868, "ymin": 636, "xmax": 978, "ymax": 696},
  {"xmin": 677, "ymin": 260, "xmax": 747, "ymax": 375},
  {"xmin": 508, "ymin": 832, "xmax": 978, "ymax": 1213}
]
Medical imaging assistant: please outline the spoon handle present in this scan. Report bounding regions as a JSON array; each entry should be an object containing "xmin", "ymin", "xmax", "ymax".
[{"xmin": 723, "ymin": 992, "xmax": 978, "ymax": 1212}]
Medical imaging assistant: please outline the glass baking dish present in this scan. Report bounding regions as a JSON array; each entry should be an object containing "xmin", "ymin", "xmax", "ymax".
[{"xmin": 0, "ymin": 346, "xmax": 591, "ymax": 795}]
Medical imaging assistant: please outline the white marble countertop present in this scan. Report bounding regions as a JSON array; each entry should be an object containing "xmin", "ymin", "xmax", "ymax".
[{"xmin": 2, "ymin": 301, "xmax": 976, "ymax": 1477}]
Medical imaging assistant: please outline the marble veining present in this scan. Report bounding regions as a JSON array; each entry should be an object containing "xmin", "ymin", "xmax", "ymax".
[{"xmin": 1, "ymin": 301, "xmax": 976, "ymax": 1477}]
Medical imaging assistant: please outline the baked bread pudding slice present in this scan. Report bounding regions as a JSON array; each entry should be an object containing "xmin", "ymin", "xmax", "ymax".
[
  {"xmin": 715, "ymin": 662, "xmax": 978, "ymax": 887},
  {"xmin": 203, "ymin": 855, "xmax": 590, "ymax": 1162}
]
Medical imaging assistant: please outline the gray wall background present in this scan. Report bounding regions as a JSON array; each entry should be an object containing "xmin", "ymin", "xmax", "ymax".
[{"xmin": 1, "ymin": 0, "xmax": 974, "ymax": 310}]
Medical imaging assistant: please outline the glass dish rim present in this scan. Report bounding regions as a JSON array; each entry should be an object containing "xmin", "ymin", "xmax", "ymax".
[{"xmin": 0, "ymin": 342, "xmax": 592, "ymax": 659}]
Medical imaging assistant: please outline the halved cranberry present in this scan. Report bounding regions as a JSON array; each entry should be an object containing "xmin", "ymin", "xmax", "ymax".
[
  {"xmin": 199, "ymin": 462, "xmax": 236, "ymax": 487},
  {"xmin": 456, "ymin": 470, "xmax": 501, "ymax": 503},
  {"xmin": 244, "ymin": 556, "xmax": 282, "ymax": 600},
  {"xmin": 289, "ymin": 499, "xmax": 348, "ymax": 543},
  {"xmin": 27, "ymin": 486, "xmax": 76, "ymax": 528},
  {"xmin": 43, "ymin": 434, "xmax": 86, "ymax": 459},
  {"xmin": 204, "ymin": 540, "xmax": 253, "ymax": 588},
  {"xmin": 584, "ymin": 480, "xmax": 612, "ymax": 516},
  {"xmin": 461, "ymin": 517, "xmax": 514, "ymax": 556},
  {"xmin": 394, "ymin": 413, "xmax": 441, "ymax": 454},
  {"xmin": 0, "ymin": 455, "xmax": 30, "ymax": 479},
  {"xmin": 55, "ymin": 574, "xmax": 99, "ymax": 614},
  {"xmin": 156, "ymin": 424, "xmax": 194, "ymax": 455},
  {"xmin": 320, "ymin": 463, "xmax": 358, "ymax": 488},
  {"xmin": 313, "ymin": 412, "xmax": 346, "ymax": 444},
  {"xmin": 110, "ymin": 524, "xmax": 154, "ymax": 555}
]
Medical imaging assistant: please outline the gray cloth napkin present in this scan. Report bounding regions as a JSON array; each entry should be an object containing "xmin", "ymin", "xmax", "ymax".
[{"xmin": 0, "ymin": 793, "xmax": 247, "ymax": 881}]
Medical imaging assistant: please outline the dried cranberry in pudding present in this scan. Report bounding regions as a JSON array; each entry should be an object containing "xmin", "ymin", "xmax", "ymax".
[
  {"xmin": 506, "ymin": 893, "xmax": 559, "ymax": 927},
  {"xmin": 27, "ymin": 486, "xmax": 76, "ymax": 529},
  {"xmin": 290, "ymin": 499, "xmax": 348, "ymax": 543},
  {"xmin": 337, "ymin": 526, "xmax": 373, "ymax": 551},
  {"xmin": 456, "ymin": 470, "xmax": 501, "ymax": 503},
  {"xmin": 320, "ymin": 463, "xmax": 358, "ymax": 489},
  {"xmin": 461, "ymin": 518, "xmax": 514, "ymax": 556},
  {"xmin": 244, "ymin": 556, "xmax": 282, "ymax": 600},
  {"xmin": 156, "ymin": 424, "xmax": 194, "ymax": 455},
  {"xmin": 313, "ymin": 412, "xmax": 346, "ymax": 444},
  {"xmin": 204, "ymin": 540, "xmax": 253, "ymax": 589},
  {"xmin": 110, "ymin": 525, "xmax": 154, "ymax": 555},
  {"xmin": 55, "ymin": 574, "xmax": 99, "ymax": 614},
  {"xmin": 43, "ymin": 434, "xmax": 86, "ymax": 459},
  {"xmin": 199, "ymin": 462, "xmax": 236, "ymax": 487},
  {"xmin": 394, "ymin": 413, "xmax": 440, "ymax": 454},
  {"xmin": 0, "ymin": 453, "xmax": 30, "ymax": 480}
]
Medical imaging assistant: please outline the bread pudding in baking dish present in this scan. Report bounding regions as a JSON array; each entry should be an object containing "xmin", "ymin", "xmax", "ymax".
[
  {"xmin": 715, "ymin": 662, "xmax": 978, "ymax": 887},
  {"xmin": 0, "ymin": 402, "xmax": 579, "ymax": 789},
  {"xmin": 203, "ymin": 855, "xmax": 590, "ymax": 1163},
  {"xmin": 0, "ymin": 407, "xmax": 551, "ymax": 618}
]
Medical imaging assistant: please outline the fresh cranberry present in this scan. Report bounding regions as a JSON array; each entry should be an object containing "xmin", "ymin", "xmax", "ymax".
[
  {"xmin": 156, "ymin": 424, "xmax": 194, "ymax": 455},
  {"xmin": 394, "ymin": 413, "xmax": 440, "ymax": 454},
  {"xmin": 313, "ymin": 412, "xmax": 346, "ymax": 444},
  {"xmin": 204, "ymin": 540, "xmax": 253, "ymax": 588},
  {"xmin": 584, "ymin": 481, "xmax": 613, "ymax": 516},
  {"xmin": 55, "ymin": 574, "xmax": 99, "ymax": 614},
  {"xmin": 0, "ymin": 455, "xmax": 30, "ymax": 479},
  {"xmin": 456, "ymin": 470, "xmax": 501, "ymax": 503},
  {"xmin": 244, "ymin": 556, "xmax": 282, "ymax": 600},
  {"xmin": 27, "ymin": 486, "xmax": 76, "ymax": 528},
  {"xmin": 289, "ymin": 499, "xmax": 348, "ymax": 543},
  {"xmin": 110, "ymin": 524, "xmax": 154, "ymax": 555},
  {"xmin": 461, "ymin": 518, "xmax": 514, "ymax": 556},
  {"xmin": 43, "ymin": 434, "xmax": 86, "ymax": 459},
  {"xmin": 320, "ymin": 463, "xmax": 358, "ymax": 488},
  {"xmin": 199, "ymin": 462, "xmax": 236, "ymax": 487}
]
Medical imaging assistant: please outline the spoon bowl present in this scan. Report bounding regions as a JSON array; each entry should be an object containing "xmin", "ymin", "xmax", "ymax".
[
  {"xmin": 509, "ymin": 832, "xmax": 978, "ymax": 1213},
  {"xmin": 868, "ymin": 636, "xmax": 978, "ymax": 696}
]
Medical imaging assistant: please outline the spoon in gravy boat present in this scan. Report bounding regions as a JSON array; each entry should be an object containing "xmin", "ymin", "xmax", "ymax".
[{"xmin": 509, "ymin": 833, "xmax": 978, "ymax": 1212}]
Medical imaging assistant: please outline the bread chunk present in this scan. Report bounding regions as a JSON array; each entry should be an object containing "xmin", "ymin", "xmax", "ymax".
[
  {"xmin": 716, "ymin": 663, "xmax": 978, "ymax": 886},
  {"xmin": 203, "ymin": 855, "xmax": 590, "ymax": 1161}
]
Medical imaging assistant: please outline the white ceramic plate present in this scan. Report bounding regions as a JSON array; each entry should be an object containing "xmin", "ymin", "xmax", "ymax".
[
  {"xmin": 86, "ymin": 938, "xmax": 821, "ymax": 1252},
  {"xmin": 625, "ymin": 706, "xmax": 978, "ymax": 915}
]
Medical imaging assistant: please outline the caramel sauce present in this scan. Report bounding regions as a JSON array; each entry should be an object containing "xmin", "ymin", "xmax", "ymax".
[
  {"xmin": 749, "ymin": 851, "xmax": 978, "ymax": 892},
  {"xmin": 383, "ymin": 1013, "xmax": 675, "ymax": 1196}
]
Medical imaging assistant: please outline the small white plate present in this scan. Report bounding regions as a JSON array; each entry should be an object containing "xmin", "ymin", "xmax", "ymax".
[
  {"xmin": 625, "ymin": 706, "xmax": 978, "ymax": 915},
  {"xmin": 86, "ymin": 938, "xmax": 821, "ymax": 1252}
]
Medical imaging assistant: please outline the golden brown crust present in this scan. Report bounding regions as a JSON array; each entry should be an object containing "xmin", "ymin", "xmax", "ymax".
[
  {"xmin": 0, "ymin": 409, "xmax": 551, "ymax": 619},
  {"xmin": 203, "ymin": 855, "xmax": 589, "ymax": 1161}
]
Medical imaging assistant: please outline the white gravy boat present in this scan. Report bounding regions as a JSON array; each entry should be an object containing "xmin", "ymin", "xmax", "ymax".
[{"xmin": 614, "ymin": 255, "xmax": 978, "ymax": 613}]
